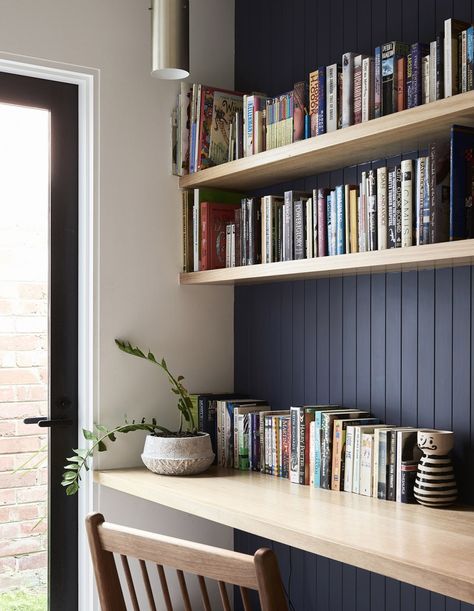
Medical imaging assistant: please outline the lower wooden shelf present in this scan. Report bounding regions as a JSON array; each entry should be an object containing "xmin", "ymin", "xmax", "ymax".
[
  {"xmin": 94, "ymin": 467, "xmax": 474, "ymax": 604},
  {"xmin": 179, "ymin": 239, "xmax": 474, "ymax": 285}
]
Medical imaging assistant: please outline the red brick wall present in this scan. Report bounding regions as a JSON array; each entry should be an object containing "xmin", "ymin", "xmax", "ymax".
[{"xmin": 0, "ymin": 281, "xmax": 48, "ymax": 591}]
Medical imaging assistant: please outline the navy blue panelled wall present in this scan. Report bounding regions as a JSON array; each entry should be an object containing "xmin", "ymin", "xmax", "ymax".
[{"xmin": 233, "ymin": 1, "xmax": 474, "ymax": 610}]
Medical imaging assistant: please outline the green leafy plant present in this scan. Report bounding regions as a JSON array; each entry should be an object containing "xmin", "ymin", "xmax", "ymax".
[{"xmin": 62, "ymin": 339, "xmax": 197, "ymax": 495}]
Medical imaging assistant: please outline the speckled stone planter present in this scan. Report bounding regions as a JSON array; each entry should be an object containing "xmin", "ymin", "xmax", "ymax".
[
  {"xmin": 141, "ymin": 433, "xmax": 214, "ymax": 476},
  {"xmin": 414, "ymin": 430, "xmax": 457, "ymax": 508}
]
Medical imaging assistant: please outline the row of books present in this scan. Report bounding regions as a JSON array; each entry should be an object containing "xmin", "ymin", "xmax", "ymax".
[
  {"xmin": 182, "ymin": 125, "xmax": 474, "ymax": 272},
  {"xmin": 192, "ymin": 394, "xmax": 435, "ymax": 504},
  {"xmin": 172, "ymin": 18, "xmax": 474, "ymax": 177}
]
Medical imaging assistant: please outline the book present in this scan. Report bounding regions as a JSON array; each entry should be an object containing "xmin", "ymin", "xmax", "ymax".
[
  {"xmin": 450, "ymin": 124, "xmax": 474, "ymax": 239},
  {"xmin": 444, "ymin": 18, "xmax": 470, "ymax": 97},
  {"xmin": 182, "ymin": 190, "xmax": 194, "ymax": 272},
  {"xmin": 289, "ymin": 406, "xmax": 305, "ymax": 484},
  {"xmin": 261, "ymin": 195, "xmax": 284, "ymax": 263},
  {"xmin": 205, "ymin": 89, "xmax": 243, "ymax": 168},
  {"xmin": 200, "ymin": 202, "xmax": 240, "ymax": 271},
  {"xmin": 396, "ymin": 429, "xmax": 423, "ymax": 502},
  {"xmin": 374, "ymin": 46, "xmax": 382, "ymax": 118},
  {"xmin": 382, "ymin": 41, "xmax": 409, "ymax": 115},
  {"xmin": 423, "ymin": 155, "xmax": 431, "ymax": 244},
  {"xmin": 284, "ymin": 190, "xmax": 311, "ymax": 261},
  {"xmin": 415, "ymin": 156, "xmax": 427, "ymax": 245},
  {"xmin": 367, "ymin": 169, "xmax": 377, "ymax": 251},
  {"xmin": 311, "ymin": 406, "xmax": 342, "ymax": 487},
  {"xmin": 422, "ymin": 55, "xmax": 430, "ymax": 104},
  {"xmin": 401, "ymin": 159, "xmax": 413, "ymax": 248},
  {"xmin": 429, "ymin": 41, "xmax": 437, "ymax": 103},
  {"xmin": 468, "ymin": 26, "xmax": 474, "ymax": 92},
  {"xmin": 326, "ymin": 63, "xmax": 341, "ymax": 132},
  {"xmin": 397, "ymin": 56, "xmax": 407, "ymax": 111},
  {"xmin": 395, "ymin": 165, "xmax": 402, "ymax": 247},
  {"xmin": 436, "ymin": 33, "xmax": 445, "ymax": 100},
  {"xmin": 316, "ymin": 188, "xmax": 329, "ymax": 256},
  {"xmin": 309, "ymin": 69, "xmax": 319, "ymax": 137},
  {"xmin": 342, "ymin": 52, "xmax": 356, "ymax": 127},
  {"xmin": 353, "ymin": 54, "xmax": 367, "ymax": 124},
  {"xmin": 281, "ymin": 416, "xmax": 291, "ymax": 478},
  {"xmin": 429, "ymin": 140, "xmax": 451, "ymax": 243},
  {"xmin": 375, "ymin": 427, "xmax": 395, "ymax": 499},
  {"xmin": 387, "ymin": 167, "xmax": 396, "ymax": 248},
  {"xmin": 359, "ymin": 433, "xmax": 374, "ymax": 496},
  {"xmin": 400, "ymin": 460, "xmax": 418, "ymax": 503},
  {"xmin": 335, "ymin": 185, "xmax": 345, "ymax": 255},
  {"xmin": 294, "ymin": 199, "xmax": 306, "ymax": 260},
  {"xmin": 362, "ymin": 56, "xmax": 375, "ymax": 122},
  {"xmin": 293, "ymin": 81, "xmax": 306, "ymax": 142},
  {"xmin": 349, "ymin": 187, "xmax": 358, "ymax": 253},
  {"xmin": 377, "ymin": 167, "xmax": 388, "ymax": 250},
  {"xmin": 407, "ymin": 43, "xmax": 429, "ymax": 108},
  {"xmin": 320, "ymin": 409, "xmax": 368, "ymax": 489}
]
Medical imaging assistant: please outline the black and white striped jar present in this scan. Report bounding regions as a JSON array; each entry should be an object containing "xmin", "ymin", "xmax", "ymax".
[{"xmin": 414, "ymin": 430, "xmax": 457, "ymax": 508}]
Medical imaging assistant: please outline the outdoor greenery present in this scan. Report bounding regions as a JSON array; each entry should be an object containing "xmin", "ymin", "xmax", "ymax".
[
  {"xmin": 62, "ymin": 339, "xmax": 197, "ymax": 495},
  {"xmin": 0, "ymin": 588, "xmax": 47, "ymax": 611}
]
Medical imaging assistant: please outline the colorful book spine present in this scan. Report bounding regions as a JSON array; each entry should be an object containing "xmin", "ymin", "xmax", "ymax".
[
  {"xmin": 309, "ymin": 70, "xmax": 319, "ymax": 137},
  {"xmin": 326, "ymin": 63, "xmax": 341, "ymax": 132},
  {"xmin": 250, "ymin": 412, "xmax": 260, "ymax": 471},
  {"xmin": 367, "ymin": 169, "xmax": 377, "ymax": 251},
  {"xmin": 317, "ymin": 68, "xmax": 326, "ymax": 135},
  {"xmin": 336, "ymin": 185, "xmax": 345, "ymax": 255},
  {"xmin": 397, "ymin": 56, "xmax": 407, "ymax": 111},
  {"xmin": 422, "ymin": 55, "xmax": 430, "ymax": 104},
  {"xmin": 395, "ymin": 165, "xmax": 402, "ymax": 247},
  {"xmin": 401, "ymin": 159, "xmax": 413, "ymax": 247},
  {"xmin": 294, "ymin": 199, "xmax": 305, "ymax": 260},
  {"xmin": 415, "ymin": 156, "xmax": 426, "ymax": 246},
  {"xmin": 317, "ymin": 188, "xmax": 328, "ymax": 256},
  {"xmin": 436, "ymin": 33, "xmax": 444, "ymax": 100},
  {"xmin": 359, "ymin": 433, "xmax": 374, "ymax": 497},
  {"xmin": 342, "ymin": 52, "xmax": 356, "ymax": 127},
  {"xmin": 374, "ymin": 46, "xmax": 382, "ymax": 118},
  {"xmin": 377, "ymin": 166, "xmax": 388, "ymax": 250},
  {"xmin": 353, "ymin": 54, "xmax": 365, "ymax": 124},
  {"xmin": 281, "ymin": 416, "xmax": 290, "ymax": 478},
  {"xmin": 289, "ymin": 406, "xmax": 302, "ymax": 484},
  {"xmin": 349, "ymin": 187, "xmax": 358, "ymax": 253}
]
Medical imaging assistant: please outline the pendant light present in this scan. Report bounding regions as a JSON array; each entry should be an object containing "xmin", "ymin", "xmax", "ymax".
[{"xmin": 151, "ymin": 0, "xmax": 189, "ymax": 80}]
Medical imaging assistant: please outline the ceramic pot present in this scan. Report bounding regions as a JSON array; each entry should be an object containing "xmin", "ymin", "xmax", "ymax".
[
  {"xmin": 413, "ymin": 430, "xmax": 457, "ymax": 508},
  {"xmin": 141, "ymin": 433, "xmax": 214, "ymax": 476}
]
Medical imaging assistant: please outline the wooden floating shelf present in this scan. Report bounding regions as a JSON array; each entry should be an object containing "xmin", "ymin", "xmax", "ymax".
[
  {"xmin": 95, "ymin": 467, "xmax": 474, "ymax": 605},
  {"xmin": 179, "ymin": 91, "xmax": 474, "ymax": 191},
  {"xmin": 179, "ymin": 239, "xmax": 474, "ymax": 285}
]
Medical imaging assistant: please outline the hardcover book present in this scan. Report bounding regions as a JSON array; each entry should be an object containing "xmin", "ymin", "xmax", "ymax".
[
  {"xmin": 209, "ymin": 90, "xmax": 243, "ymax": 167},
  {"xmin": 200, "ymin": 202, "xmax": 240, "ymax": 271},
  {"xmin": 429, "ymin": 140, "xmax": 450, "ymax": 243},
  {"xmin": 342, "ymin": 52, "xmax": 356, "ymax": 127},
  {"xmin": 382, "ymin": 41, "xmax": 409, "ymax": 115}
]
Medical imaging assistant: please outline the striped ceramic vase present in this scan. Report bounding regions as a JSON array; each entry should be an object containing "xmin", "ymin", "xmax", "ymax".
[{"xmin": 414, "ymin": 430, "xmax": 457, "ymax": 508}]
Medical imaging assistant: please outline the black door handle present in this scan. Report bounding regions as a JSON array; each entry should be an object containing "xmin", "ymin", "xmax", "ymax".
[{"xmin": 23, "ymin": 417, "xmax": 72, "ymax": 427}]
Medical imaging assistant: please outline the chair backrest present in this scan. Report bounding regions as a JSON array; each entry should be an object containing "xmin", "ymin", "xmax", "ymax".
[{"xmin": 86, "ymin": 512, "xmax": 289, "ymax": 611}]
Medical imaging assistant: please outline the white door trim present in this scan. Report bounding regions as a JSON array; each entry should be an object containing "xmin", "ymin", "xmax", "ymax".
[{"xmin": 0, "ymin": 52, "xmax": 98, "ymax": 611}]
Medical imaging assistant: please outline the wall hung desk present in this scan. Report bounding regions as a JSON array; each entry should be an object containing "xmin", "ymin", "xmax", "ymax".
[{"xmin": 94, "ymin": 467, "xmax": 474, "ymax": 605}]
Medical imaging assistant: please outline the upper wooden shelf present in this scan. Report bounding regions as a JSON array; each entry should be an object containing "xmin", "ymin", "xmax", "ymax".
[
  {"xmin": 178, "ymin": 91, "xmax": 474, "ymax": 191},
  {"xmin": 179, "ymin": 239, "xmax": 474, "ymax": 285},
  {"xmin": 95, "ymin": 467, "xmax": 474, "ymax": 605}
]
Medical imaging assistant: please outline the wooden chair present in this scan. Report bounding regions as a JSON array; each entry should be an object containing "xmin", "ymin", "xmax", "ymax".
[{"xmin": 86, "ymin": 512, "xmax": 289, "ymax": 611}]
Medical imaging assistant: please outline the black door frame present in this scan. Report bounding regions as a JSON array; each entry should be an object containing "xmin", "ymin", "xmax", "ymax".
[{"xmin": 0, "ymin": 71, "xmax": 79, "ymax": 611}]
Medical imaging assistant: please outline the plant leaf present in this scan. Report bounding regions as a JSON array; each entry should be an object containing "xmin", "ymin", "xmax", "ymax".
[
  {"xmin": 82, "ymin": 429, "xmax": 95, "ymax": 441},
  {"xmin": 98, "ymin": 440, "xmax": 107, "ymax": 452}
]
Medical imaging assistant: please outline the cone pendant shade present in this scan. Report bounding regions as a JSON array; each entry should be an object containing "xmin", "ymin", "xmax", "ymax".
[{"xmin": 151, "ymin": 0, "xmax": 189, "ymax": 79}]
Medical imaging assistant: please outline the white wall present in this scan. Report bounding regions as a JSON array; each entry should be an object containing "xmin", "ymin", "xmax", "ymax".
[{"xmin": 0, "ymin": 0, "xmax": 235, "ymax": 605}]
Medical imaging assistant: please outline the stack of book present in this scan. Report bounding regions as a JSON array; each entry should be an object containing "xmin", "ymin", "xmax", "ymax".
[{"xmin": 173, "ymin": 18, "xmax": 474, "ymax": 176}]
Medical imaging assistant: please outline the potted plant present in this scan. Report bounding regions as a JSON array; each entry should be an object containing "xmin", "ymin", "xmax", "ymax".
[{"xmin": 62, "ymin": 339, "xmax": 214, "ymax": 495}]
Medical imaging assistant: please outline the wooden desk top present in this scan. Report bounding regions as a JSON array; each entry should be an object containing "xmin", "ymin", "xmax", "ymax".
[{"xmin": 94, "ymin": 467, "xmax": 474, "ymax": 605}]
